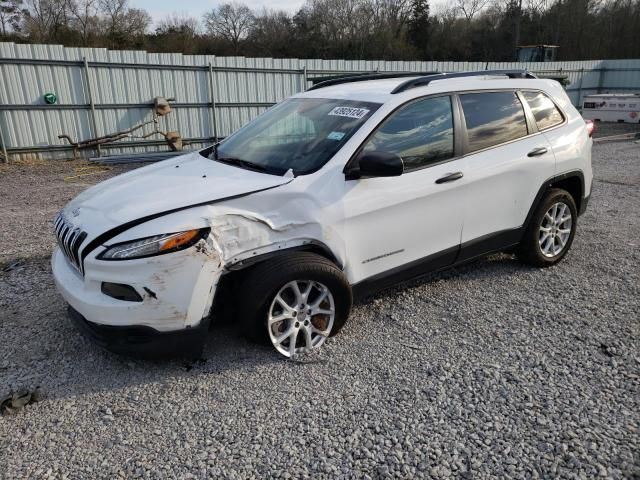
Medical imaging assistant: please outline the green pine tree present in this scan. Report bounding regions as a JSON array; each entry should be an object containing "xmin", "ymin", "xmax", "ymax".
[{"xmin": 408, "ymin": 0, "xmax": 430, "ymax": 60}]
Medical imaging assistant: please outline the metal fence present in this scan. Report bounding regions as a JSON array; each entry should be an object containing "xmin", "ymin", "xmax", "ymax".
[{"xmin": 1, "ymin": 42, "xmax": 639, "ymax": 162}]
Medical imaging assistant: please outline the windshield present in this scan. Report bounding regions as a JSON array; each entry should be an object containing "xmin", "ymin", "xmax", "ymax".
[{"xmin": 201, "ymin": 98, "xmax": 380, "ymax": 175}]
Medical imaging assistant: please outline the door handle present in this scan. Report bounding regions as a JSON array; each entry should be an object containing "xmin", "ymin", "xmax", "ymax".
[
  {"xmin": 527, "ymin": 147, "xmax": 548, "ymax": 157},
  {"xmin": 435, "ymin": 172, "xmax": 464, "ymax": 184}
]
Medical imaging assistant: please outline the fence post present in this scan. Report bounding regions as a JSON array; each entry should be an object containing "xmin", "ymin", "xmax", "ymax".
[
  {"xmin": 83, "ymin": 57, "xmax": 101, "ymax": 157},
  {"xmin": 208, "ymin": 61, "xmax": 218, "ymax": 142},
  {"xmin": 302, "ymin": 65, "xmax": 308, "ymax": 91},
  {"xmin": 576, "ymin": 67, "xmax": 584, "ymax": 107},
  {"xmin": 597, "ymin": 64, "xmax": 605, "ymax": 94},
  {"xmin": 0, "ymin": 112, "xmax": 8, "ymax": 164}
]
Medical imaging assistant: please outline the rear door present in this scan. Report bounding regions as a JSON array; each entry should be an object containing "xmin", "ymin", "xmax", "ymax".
[
  {"xmin": 520, "ymin": 89, "xmax": 577, "ymax": 178},
  {"xmin": 456, "ymin": 90, "xmax": 555, "ymax": 260}
]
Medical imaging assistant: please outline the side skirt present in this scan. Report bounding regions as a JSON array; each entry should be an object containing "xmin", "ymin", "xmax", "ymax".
[
  {"xmin": 351, "ymin": 227, "xmax": 523, "ymax": 301},
  {"xmin": 455, "ymin": 228, "xmax": 523, "ymax": 264}
]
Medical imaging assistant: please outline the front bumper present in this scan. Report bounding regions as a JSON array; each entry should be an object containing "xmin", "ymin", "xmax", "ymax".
[
  {"xmin": 68, "ymin": 305, "xmax": 209, "ymax": 359},
  {"xmin": 52, "ymin": 241, "xmax": 222, "ymax": 356},
  {"xmin": 52, "ymin": 245, "xmax": 221, "ymax": 330}
]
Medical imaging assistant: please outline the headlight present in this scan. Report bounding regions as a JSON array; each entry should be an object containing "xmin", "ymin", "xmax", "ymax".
[{"xmin": 98, "ymin": 228, "xmax": 210, "ymax": 260}]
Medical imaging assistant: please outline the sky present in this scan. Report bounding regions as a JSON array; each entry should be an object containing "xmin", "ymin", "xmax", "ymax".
[{"xmin": 132, "ymin": 0, "xmax": 308, "ymax": 25}]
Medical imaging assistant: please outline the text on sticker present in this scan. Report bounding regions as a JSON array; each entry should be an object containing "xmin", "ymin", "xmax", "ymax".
[{"xmin": 328, "ymin": 107, "xmax": 370, "ymax": 119}]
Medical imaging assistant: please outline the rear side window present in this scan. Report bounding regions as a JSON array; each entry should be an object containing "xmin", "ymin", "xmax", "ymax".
[
  {"xmin": 522, "ymin": 91, "xmax": 564, "ymax": 130},
  {"xmin": 363, "ymin": 96, "xmax": 454, "ymax": 171},
  {"xmin": 460, "ymin": 91, "xmax": 528, "ymax": 153}
]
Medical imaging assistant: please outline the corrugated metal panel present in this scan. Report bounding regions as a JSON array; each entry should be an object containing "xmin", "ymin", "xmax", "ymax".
[
  {"xmin": 1, "ymin": 41, "xmax": 638, "ymax": 161},
  {"xmin": 601, "ymin": 59, "xmax": 640, "ymax": 94}
]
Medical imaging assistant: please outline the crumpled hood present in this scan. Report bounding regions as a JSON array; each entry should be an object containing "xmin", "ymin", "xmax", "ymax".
[{"xmin": 64, "ymin": 152, "xmax": 292, "ymax": 230}]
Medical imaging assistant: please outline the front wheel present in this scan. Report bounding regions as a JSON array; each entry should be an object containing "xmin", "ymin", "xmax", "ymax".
[
  {"xmin": 239, "ymin": 252, "xmax": 352, "ymax": 358},
  {"xmin": 516, "ymin": 188, "xmax": 578, "ymax": 267}
]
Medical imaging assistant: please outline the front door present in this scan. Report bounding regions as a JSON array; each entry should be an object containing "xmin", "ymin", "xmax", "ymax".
[{"xmin": 340, "ymin": 95, "xmax": 467, "ymax": 285}]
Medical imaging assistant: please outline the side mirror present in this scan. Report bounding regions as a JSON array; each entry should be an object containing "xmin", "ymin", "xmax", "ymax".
[{"xmin": 345, "ymin": 151, "xmax": 404, "ymax": 180}]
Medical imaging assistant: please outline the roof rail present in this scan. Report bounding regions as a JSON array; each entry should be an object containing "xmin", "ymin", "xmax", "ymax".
[
  {"xmin": 306, "ymin": 72, "xmax": 439, "ymax": 91},
  {"xmin": 390, "ymin": 69, "xmax": 537, "ymax": 94}
]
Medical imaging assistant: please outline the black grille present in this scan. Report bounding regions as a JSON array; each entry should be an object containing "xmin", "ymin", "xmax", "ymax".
[{"xmin": 54, "ymin": 212, "xmax": 87, "ymax": 273}]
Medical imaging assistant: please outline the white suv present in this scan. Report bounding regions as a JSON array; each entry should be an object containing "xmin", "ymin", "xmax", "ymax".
[{"xmin": 52, "ymin": 70, "xmax": 593, "ymax": 358}]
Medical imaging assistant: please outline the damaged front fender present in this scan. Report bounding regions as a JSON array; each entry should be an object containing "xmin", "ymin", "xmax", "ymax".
[
  {"xmin": 204, "ymin": 208, "xmax": 343, "ymax": 270},
  {"xmin": 75, "ymin": 187, "xmax": 347, "ymax": 330}
]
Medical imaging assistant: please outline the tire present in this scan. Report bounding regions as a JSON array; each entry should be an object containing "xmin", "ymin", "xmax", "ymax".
[
  {"xmin": 238, "ymin": 252, "xmax": 352, "ymax": 357},
  {"xmin": 516, "ymin": 188, "xmax": 578, "ymax": 268}
]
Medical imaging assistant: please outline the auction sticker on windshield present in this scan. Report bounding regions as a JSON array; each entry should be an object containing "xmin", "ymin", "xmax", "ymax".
[{"xmin": 328, "ymin": 107, "xmax": 370, "ymax": 119}]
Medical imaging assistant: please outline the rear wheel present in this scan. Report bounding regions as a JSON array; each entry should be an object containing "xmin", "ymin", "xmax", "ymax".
[
  {"xmin": 516, "ymin": 188, "xmax": 577, "ymax": 267},
  {"xmin": 239, "ymin": 252, "xmax": 352, "ymax": 357}
]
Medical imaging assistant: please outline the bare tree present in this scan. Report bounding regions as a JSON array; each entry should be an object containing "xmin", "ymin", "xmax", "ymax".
[
  {"xmin": 156, "ymin": 13, "xmax": 199, "ymax": 35},
  {"xmin": 0, "ymin": 0, "xmax": 26, "ymax": 36},
  {"xmin": 298, "ymin": 0, "xmax": 371, "ymax": 57},
  {"xmin": 98, "ymin": 0, "xmax": 149, "ymax": 48},
  {"xmin": 153, "ymin": 13, "xmax": 200, "ymax": 53},
  {"xmin": 5, "ymin": 0, "xmax": 640, "ymax": 62},
  {"xmin": 22, "ymin": 0, "xmax": 68, "ymax": 41},
  {"xmin": 456, "ymin": 0, "xmax": 489, "ymax": 21},
  {"xmin": 68, "ymin": 0, "xmax": 99, "ymax": 45},
  {"xmin": 248, "ymin": 9, "xmax": 294, "ymax": 56},
  {"xmin": 120, "ymin": 8, "xmax": 149, "ymax": 37},
  {"xmin": 204, "ymin": 2, "xmax": 254, "ymax": 54},
  {"xmin": 98, "ymin": 0, "xmax": 123, "ymax": 22}
]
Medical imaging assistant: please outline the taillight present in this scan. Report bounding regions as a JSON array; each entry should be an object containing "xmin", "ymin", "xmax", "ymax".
[{"xmin": 585, "ymin": 119, "xmax": 596, "ymax": 137}]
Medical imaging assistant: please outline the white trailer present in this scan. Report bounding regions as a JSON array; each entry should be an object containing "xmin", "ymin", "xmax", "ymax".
[{"xmin": 582, "ymin": 94, "xmax": 640, "ymax": 123}]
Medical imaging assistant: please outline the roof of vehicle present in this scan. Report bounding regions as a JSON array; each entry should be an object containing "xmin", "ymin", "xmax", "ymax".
[
  {"xmin": 300, "ymin": 77, "xmax": 414, "ymax": 102},
  {"xmin": 296, "ymin": 71, "xmax": 559, "ymax": 104}
]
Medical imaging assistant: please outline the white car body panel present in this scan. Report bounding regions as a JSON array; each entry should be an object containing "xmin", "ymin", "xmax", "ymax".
[
  {"xmin": 51, "ymin": 74, "xmax": 593, "ymax": 339},
  {"xmin": 66, "ymin": 152, "xmax": 292, "ymax": 230},
  {"xmin": 459, "ymin": 133, "xmax": 556, "ymax": 243},
  {"xmin": 339, "ymin": 159, "xmax": 466, "ymax": 281},
  {"xmin": 53, "ymin": 243, "xmax": 221, "ymax": 331}
]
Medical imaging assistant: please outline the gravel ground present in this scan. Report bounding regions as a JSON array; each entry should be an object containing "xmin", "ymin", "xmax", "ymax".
[
  {"xmin": 1, "ymin": 143, "xmax": 639, "ymax": 479},
  {"xmin": 592, "ymin": 122, "xmax": 640, "ymax": 138}
]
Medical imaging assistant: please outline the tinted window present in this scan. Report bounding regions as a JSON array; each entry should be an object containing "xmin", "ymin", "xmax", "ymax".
[
  {"xmin": 460, "ymin": 92, "xmax": 528, "ymax": 152},
  {"xmin": 523, "ymin": 91, "xmax": 564, "ymax": 130},
  {"xmin": 363, "ymin": 96, "xmax": 454, "ymax": 171}
]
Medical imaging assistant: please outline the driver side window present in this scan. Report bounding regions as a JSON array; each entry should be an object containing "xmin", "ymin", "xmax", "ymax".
[{"xmin": 363, "ymin": 96, "xmax": 454, "ymax": 171}]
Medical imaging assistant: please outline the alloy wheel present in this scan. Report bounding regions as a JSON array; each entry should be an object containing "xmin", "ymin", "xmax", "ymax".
[
  {"xmin": 539, "ymin": 201, "xmax": 573, "ymax": 258},
  {"xmin": 267, "ymin": 280, "xmax": 335, "ymax": 358}
]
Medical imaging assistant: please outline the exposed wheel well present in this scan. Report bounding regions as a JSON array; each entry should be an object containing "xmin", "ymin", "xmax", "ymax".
[
  {"xmin": 550, "ymin": 175, "xmax": 583, "ymax": 213},
  {"xmin": 207, "ymin": 244, "xmax": 341, "ymax": 326}
]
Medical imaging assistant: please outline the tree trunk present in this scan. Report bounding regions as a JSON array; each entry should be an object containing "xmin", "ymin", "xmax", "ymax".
[{"xmin": 514, "ymin": 0, "xmax": 523, "ymax": 49}]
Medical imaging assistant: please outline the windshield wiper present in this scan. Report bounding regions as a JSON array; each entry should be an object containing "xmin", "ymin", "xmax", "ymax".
[
  {"xmin": 208, "ymin": 143, "xmax": 283, "ymax": 175},
  {"xmin": 216, "ymin": 156, "xmax": 270, "ymax": 173}
]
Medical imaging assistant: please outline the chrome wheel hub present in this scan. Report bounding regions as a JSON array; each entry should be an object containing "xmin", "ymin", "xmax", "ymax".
[
  {"xmin": 268, "ymin": 280, "xmax": 335, "ymax": 358},
  {"xmin": 539, "ymin": 202, "xmax": 572, "ymax": 258}
]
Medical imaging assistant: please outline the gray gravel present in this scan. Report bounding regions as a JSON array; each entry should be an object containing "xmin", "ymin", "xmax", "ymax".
[
  {"xmin": 592, "ymin": 121, "xmax": 640, "ymax": 139},
  {"xmin": 1, "ymin": 143, "xmax": 639, "ymax": 479}
]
